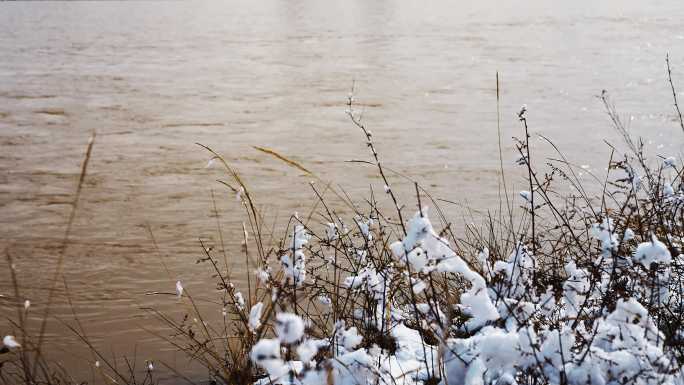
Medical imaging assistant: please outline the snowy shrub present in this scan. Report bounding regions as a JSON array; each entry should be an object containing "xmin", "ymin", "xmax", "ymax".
[{"xmin": 146, "ymin": 90, "xmax": 684, "ymax": 385}]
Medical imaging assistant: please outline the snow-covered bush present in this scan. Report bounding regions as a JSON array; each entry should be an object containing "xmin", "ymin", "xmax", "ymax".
[
  {"xmin": 2, "ymin": 64, "xmax": 683, "ymax": 385},
  {"xmin": 146, "ymin": 90, "xmax": 684, "ymax": 385}
]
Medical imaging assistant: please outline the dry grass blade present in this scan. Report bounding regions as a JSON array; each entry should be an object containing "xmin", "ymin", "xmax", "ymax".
[
  {"xmin": 33, "ymin": 131, "xmax": 96, "ymax": 377},
  {"xmin": 252, "ymin": 145, "xmax": 315, "ymax": 176},
  {"xmin": 196, "ymin": 142, "xmax": 266, "ymax": 259}
]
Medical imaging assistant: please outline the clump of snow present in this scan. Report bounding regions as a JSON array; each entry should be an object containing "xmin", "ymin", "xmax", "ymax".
[
  {"xmin": 275, "ymin": 313, "xmax": 305, "ymax": 344},
  {"xmin": 623, "ymin": 227, "xmax": 635, "ymax": 242},
  {"xmin": 493, "ymin": 243, "xmax": 536, "ymax": 300},
  {"xmin": 249, "ymin": 302, "xmax": 263, "ymax": 332},
  {"xmin": 634, "ymin": 234, "xmax": 671, "ymax": 268},
  {"xmin": 3, "ymin": 335, "xmax": 20, "ymax": 349},
  {"xmin": 235, "ymin": 292, "xmax": 245, "ymax": 311},
  {"xmin": 459, "ymin": 280, "xmax": 500, "ymax": 331},
  {"xmin": 563, "ymin": 261, "xmax": 590, "ymax": 318},
  {"xmin": 519, "ymin": 190, "xmax": 531, "ymax": 202},
  {"xmin": 296, "ymin": 338, "xmax": 328, "ymax": 363},
  {"xmin": 317, "ymin": 295, "xmax": 331, "ymax": 306},
  {"xmin": 664, "ymin": 156, "xmax": 676, "ymax": 168},
  {"xmin": 411, "ymin": 279, "xmax": 426, "ymax": 294},
  {"xmin": 402, "ymin": 209, "xmax": 432, "ymax": 252},
  {"xmin": 476, "ymin": 247, "xmax": 492, "ymax": 278},
  {"xmin": 250, "ymin": 338, "xmax": 286, "ymax": 380},
  {"xmin": 256, "ymin": 268, "xmax": 270, "ymax": 285},
  {"xmin": 325, "ymin": 222, "xmax": 339, "ymax": 241},
  {"xmin": 590, "ymin": 218, "xmax": 618, "ymax": 255},
  {"xmin": 354, "ymin": 216, "xmax": 373, "ymax": 241},
  {"xmin": 281, "ymin": 225, "xmax": 309, "ymax": 287},
  {"xmin": 175, "ymin": 280, "xmax": 183, "ymax": 299},
  {"xmin": 335, "ymin": 322, "xmax": 363, "ymax": 351}
]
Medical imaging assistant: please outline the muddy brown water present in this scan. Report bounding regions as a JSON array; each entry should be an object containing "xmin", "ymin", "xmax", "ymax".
[{"xmin": 1, "ymin": 1, "xmax": 684, "ymax": 383}]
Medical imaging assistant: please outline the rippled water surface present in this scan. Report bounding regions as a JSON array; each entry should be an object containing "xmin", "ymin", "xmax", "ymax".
[{"xmin": 1, "ymin": 0, "xmax": 684, "ymax": 382}]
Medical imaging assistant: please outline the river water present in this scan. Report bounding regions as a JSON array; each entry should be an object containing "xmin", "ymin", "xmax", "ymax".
[{"xmin": 1, "ymin": 0, "xmax": 683, "ymax": 383}]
